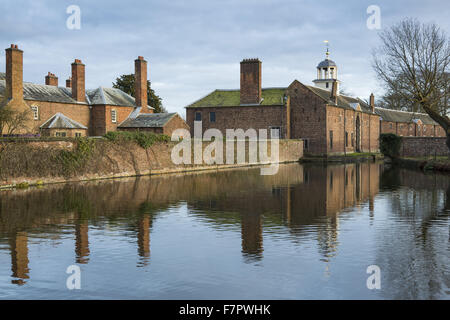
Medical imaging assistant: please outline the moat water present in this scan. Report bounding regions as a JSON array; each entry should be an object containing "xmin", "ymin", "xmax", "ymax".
[{"xmin": 0, "ymin": 162, "xmax": 448, "ymax": 299}]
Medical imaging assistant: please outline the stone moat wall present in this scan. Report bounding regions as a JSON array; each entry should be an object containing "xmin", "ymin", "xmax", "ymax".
[
  {"xmin": 399, "ymin": 137, "xmax": 449, "ymax": 157},
  {"xmin": 0, "ymin": 138, "xmax": 303, "ymax": 188}
]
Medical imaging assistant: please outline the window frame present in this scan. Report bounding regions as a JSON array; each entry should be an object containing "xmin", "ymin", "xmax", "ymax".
[
  {"xmin": 329, "ymin": 130, "xmax": 333, "ymax": 149},
  {"xmin": 209, "ymin": 111, "xmax": 216, "ymax": 123},
  {"xmin": 31, "ymin": 106, "xmax": 39, "ymax": 120},
  {"xmin": 195, "ymin": 111, "xmax": 202, "ymax": 121},
  {"xmin": 269, "ymin": 126, "xmax": 281, "ymax": 139},
  {"xmin": 111, "ymin": 109, "xmax": 117, "ymax": 123}
]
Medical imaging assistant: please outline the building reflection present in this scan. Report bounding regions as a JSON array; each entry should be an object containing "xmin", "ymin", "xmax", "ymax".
[
  {"xmin": 187, "ymin": 162, "xmax": 380, "ymax": 263},
  {"xmin": 9, "ymin": 231, "xmax": 29, "ymax": 285},
  {"xmin": 75, "ymin": 218, "xmax": 90, "ymax": 264},
  {"xmin": 0, "ymin": 162, "xmax": 381, "ymax": 283},
  {"xmin": 241, "ymin": 212, "xmax": 263, "ymax": 262},
  {"xmin": 137, "ymin": 214, "xmax": 151, "ymax": 266}
]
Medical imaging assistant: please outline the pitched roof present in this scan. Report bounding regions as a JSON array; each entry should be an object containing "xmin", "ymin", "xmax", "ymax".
[
  {"xmin": 40, "ymin": 112, "xmax": 88, "ymax": 129},
  {"xmin": 86, "ymin": 87, "xmax": 141, "ymax": 107},
  {"xmin": 0, "ymin": 79, "xmax": 80, "ymax": 104},
  {"xmin": 186, "ymin": 88, "xmax": 287, "ymax": 108},
  {"xmin": 375, "ymin": 107, "xmax": 438, "ymax": 125},
  {"xmin": 185, "ymin": 82, "xmax": 375, "ymax": 114},
  {"xmin": 118, "ymin": 112, "xmax": 177, "ymax": 128},
  {"xmin": 0, "ymin": 79, "xmax": 151, "ymax": 108}
]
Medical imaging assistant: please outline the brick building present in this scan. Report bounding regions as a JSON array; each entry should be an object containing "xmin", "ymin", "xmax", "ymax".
[
  {"xmin": 118, "ymin": 112, "xmax": 189, "ymax": 137},
  {"xmin": 186, "ymin": 55, "xmax": 380, "ymax": 156},
  {"xmin": 375, "ymin": 107, "xmax": 446, "ymax": 137},
  {"xmin": 0, "ymin": 44, "xmax": 185, "ymax": 137}
]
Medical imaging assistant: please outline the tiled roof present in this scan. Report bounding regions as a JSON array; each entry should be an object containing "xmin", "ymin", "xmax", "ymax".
[
  {"xmin": 0, "ymin": 80, "xmax": 79, "ymax": 104},
  {"xmin": 185, "ymin": 83, "xmax": 376, "ymax": 114},
  {"xmin": 40, "ymin": 112, "xmax": 88, "ymax": 129},
  {"xmin": 86, "ymin": 87, "xmax": 141, "ymax": 107},
  {"xmin": 375, "ymin": 107, "xmax": 438, "ymax": 125},
  {"xmin": 305, "ymin": 85, "xmax": 374, "ymax": 114},
  {"xmin": 118, "ymin": 112, "xmax": 177, "ymax": 128},
  {"xmin": 186, "ymin": 88, "xmax": 287, "ymax": 108},
  {"xmin": 0, "ymin": 79, "xmax": 151, "ymax": 108}
]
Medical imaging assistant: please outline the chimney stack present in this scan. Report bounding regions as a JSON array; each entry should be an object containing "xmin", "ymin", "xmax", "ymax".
[
  {"xmin": 370, "ymin": 93, "xmax": 375, "ymax": 113},
  {"xmin": 331, "ymin": 81, "xmax": 338, "ymax": 104},
  {"xmin": 240, "ymin": 58, "xmax": 262, "ymax": 105},
  {"xmin": 66, "ymin": 77, "xmax": 72, "ymax": 88},
  {"xmin": 71, "ymin": 59, "xmax": 85, "ymax": 102},
  {"xmin": 134, "ymin": 56, "xmax": 148, "ymax": 110},
  {"xmin": 45, "ymin": 72, "xmax": 58, "ymax": 86},
  {"xmin": 5, "ymin": 44, "xmax": 23, "ymax": 101}
]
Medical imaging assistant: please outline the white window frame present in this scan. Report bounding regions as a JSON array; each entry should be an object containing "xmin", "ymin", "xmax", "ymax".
[
  {"xmin": 31, "ymin": 106, "xmax": 39, "ymax": 120},
  {"xmin": 111, "ymin": 109, "xmax": 117, "ymax": 123},
  {"xmin": 269, "ymin": 126, "xmax": 281, "ymax": 139}
]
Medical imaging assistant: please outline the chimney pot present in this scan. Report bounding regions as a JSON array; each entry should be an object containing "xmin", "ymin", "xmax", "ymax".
[
  {"xmin": 240, "ymin": 58, "xmax": 262, "ymax": 105},
  {"xmin": 134, "ymin": 56, "xmax": 148, "ymax": 111},
  {"xmin": 71, "ymin": 59, "xmax": 85, "ymax": 101},
  {"xmin": 370, "ymin": 93, "xmax": 375, "ymax": 112},
  {"xmin": 45, "ymin": 72, "xmax": 58, "ymax": 86},
  {"xmin": 5, "ymin": 44, "xmax": 24, "ymax": 101},
  {"xmin": 331, "ymin": 81, "xmax": 338, "ymax": 104}
]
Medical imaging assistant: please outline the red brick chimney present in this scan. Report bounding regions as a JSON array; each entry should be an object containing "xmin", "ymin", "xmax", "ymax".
[
  {"xmin": 5, "ymin": 44, "xmax": 23, "ymax": 101},
  {"xmin": 331, "ymin": 81, "xmax": 338, "ymax": 104},
  {"xmin": 66, "ymin": 77, "xmax": 72, "ymax": 88},
  {"xmin": 134, "ymin": 56, "xmax": 148, "ymax": 109},
  {"xmin": 45, "ymin": 72, "xmax": 58, "ymax": 86},
  {"xmin": 370, "ymin": 93, "xmax": 375, "ymax": 113},
  {"xmin": 240, "ymin": 58, "xmax": 262, "ymax": 105},
  {"xmin": 71, "ymin": 59, "xmax": 85, "ymax": 102}
]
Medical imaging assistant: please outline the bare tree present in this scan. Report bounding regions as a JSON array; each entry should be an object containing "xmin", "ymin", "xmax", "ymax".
[
  {"xmin": 0, "ymin": 106, "xmax": 31, "ymax": 135},
  {"xmin": 372, "ymin": 18, "xmax": 450, "ymax": 151}
]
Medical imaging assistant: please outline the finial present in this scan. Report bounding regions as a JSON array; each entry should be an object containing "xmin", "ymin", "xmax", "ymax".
[{"xmin": 324, "ymin": 40, "xmax": 330, "ymax": 59}]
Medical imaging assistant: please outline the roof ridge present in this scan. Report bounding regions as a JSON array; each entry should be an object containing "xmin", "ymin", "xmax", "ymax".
[
  {"xmin": 375, "ymin": 106, "xmax": 431, "ymax": 116},
  {"xmin": 98, "ymin": 86, "xmax": 106, "ymax": 105}
]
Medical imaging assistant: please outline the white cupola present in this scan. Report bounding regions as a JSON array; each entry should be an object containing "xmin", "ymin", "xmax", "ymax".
[{"xmin": 313, "ymin": 41, "xmax": 340, "ymax": 92}]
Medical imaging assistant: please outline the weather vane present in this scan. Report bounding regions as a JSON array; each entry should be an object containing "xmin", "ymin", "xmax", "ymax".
[{"xmin": 324, "ymin": 40, "xmax": 330, "ymax": 59}]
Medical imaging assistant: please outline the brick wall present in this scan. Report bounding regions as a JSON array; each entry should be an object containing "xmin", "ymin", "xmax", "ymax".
[
  {"xmin": 380, "ymin": 120, "xmax": 446, "ymax": 137},
  {"xmin": 26, "ymin": 100, "xmax": 90, "ymax": 134},
  {"xmin": 287, "ymin": 81, "xmax": 327, "ymax": 155},
  {"xmin": 400, "ymin": 137, "xmax": 449, "ymax": 157},
  {"xmin": 90, "ymin": 105, "xmax": 135, "ymax": 136},
  {"xmin": 162, "ymin": 113, "xmax": 189, "ymax": 136},
  {"xmin": 41, "ymin": 128, "xmax": 88, "ymax": 137},
  {"xmin": 118, "ymin": 114, "xmax": 189, "ymax": 137},
  {"xmin": 186, "ymin": 105, "xmax": 286, "ymax": 138}
]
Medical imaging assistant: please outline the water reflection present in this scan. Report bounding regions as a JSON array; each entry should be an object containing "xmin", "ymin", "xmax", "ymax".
[
  {"xmin": 0, "ymin": 162, "xmax": 448, "ymax": 299},
  {"xmin": 9, "ymin": 231, "xmax": 29, "ymax": 285}
]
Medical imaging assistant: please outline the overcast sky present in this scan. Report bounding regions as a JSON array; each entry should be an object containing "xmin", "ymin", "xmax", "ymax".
[{"xmin": 0, "ymin": 0, "xmax": 449, "ymax": 115}]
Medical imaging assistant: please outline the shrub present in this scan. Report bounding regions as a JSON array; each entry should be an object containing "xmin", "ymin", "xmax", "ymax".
[
  {"xmin": 104, "ymin": 131, "xmax": 170, "ymax": 148},
  {"xmin": 56, "ymin": 138, "xmax": 95, "ymax": 176},
  {"xmin": 380, "ymin": 133, "xmax": 402, "ymax": 158}
]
